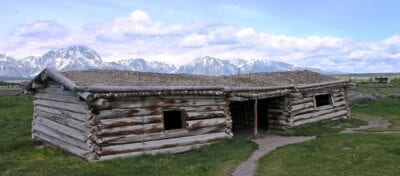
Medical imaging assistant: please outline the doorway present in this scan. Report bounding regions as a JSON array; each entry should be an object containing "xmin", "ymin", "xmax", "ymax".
[{"xmin": 229, "ymin": 98, "xmax": 270, "ymax": 136}]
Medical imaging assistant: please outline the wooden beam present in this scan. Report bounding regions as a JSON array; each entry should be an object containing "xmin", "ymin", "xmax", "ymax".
[{"xmin": 254, "ymin": 99, "xmax": 258, "ymax": 137}]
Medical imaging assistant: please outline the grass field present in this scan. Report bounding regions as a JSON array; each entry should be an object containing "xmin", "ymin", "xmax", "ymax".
[
  {"xmin": 257, "ymin": 133, "xmax": 400, "ymax": 176},
  {"xmin": 0, "ymin": 96, "xmax": 257, "ymax": 176},
  {"xmin": 257, "ymin": 84, "xmax": 400, "ymax": 175}
]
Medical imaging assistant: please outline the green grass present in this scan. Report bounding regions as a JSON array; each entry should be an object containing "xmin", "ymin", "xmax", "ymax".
[
  {"xmin": 352, "ymin": 98, "xmax": 400, "ymax": 125},
  {"xmin": 277, "ymin": 118, "xmax": 367, "ymax": 137},
  {"xmin": 356, "ymin": 84, "xmax": 400, "ymax": 95},
  {"xmin": 257, "ymin": 134, "xmax": 400, "ymax": 176},
  {"xmin": 0, "ymin": 96, "xmax": 257, "ymax": 176}
]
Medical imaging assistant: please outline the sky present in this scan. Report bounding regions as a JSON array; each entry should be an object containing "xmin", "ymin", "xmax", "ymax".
[{"xmin": 0, "ymin": 0, "xmax": 400, "ymax": 73}]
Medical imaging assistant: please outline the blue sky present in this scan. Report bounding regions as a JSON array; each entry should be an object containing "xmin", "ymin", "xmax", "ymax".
[
  {"xmin": 0, "ymin": 0, "xmax": 400, "ymax": 72},
  {"xmin": 2, "ymin": 0, "xmax": 400, "ymax": 40}
]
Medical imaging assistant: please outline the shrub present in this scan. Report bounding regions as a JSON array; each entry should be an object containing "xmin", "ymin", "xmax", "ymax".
[
  {"xmin": 348, "ymin": 91, "xmax": 376, "ymax": 105},
  {"xmin": 388, "ymin": 93, "xmax": 400, "ymax": 99}
]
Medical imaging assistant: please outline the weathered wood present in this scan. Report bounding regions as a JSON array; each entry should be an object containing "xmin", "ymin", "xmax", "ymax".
[
  {"xmin": 291, "ymin": 97, "xmax": 314, "ymax": 105},
  {"xmin": 293, "ymin": 110, "xmax": 348, "ymax": 126},
  {"xmin": 32, "ymin": 82, "xmax": 46, "ymax": 89},
  {"xmin": 292, "ymin": 107, "xmax": 316, "ymax": 116},
  {"xmin": 108, "ymin": 99, "xmax": 226, "ymax": 109},
  {"xmin": 91, "ymin": 99, "xmax": 110, "ymax": 109},
  {"xmin": 35, "ymin": 87, "xmax": 77, "ymax": 97},
  {"xmin": 99, "ymin": 115, "xmax": 162, "ymax": 128},
  {"xmin": 99, "ymin": 142, "xmax": 212, "ymax": 161},
  {"xmin": 34, "ymin": 99, "xmax": 89, "ymax": 114},
  {"xmin": 35, "ymin": 105, "xmax": 88, "ymax": 122},
  {"xmin": 33, "ymin": 123, "xmax": 90, "ymax": 150},
  {"xmin": 292, "ymin": 106, "xmax": 347, "ymax": 122},
  {"xmin": 289, "ymin": 93, "xmax": 303, "ymax": 99},
  {"xmin": 34, "ymin": 116, "xmax": 88, "ymax": 142},
  {"xmin": 34, "ymin": 93, "xmax": 85, "ymax": 104},
  {"xmin": 77, "ymin": 92, "xmax": 94, "ymax": 102},
  {"xmin": 98, "ymin": 132, "xmax": 228, "ymax": 156},
  {"xmin": 186, "ymin": 118, "xmax": 226, "ymax": 130},
  {"xmin": 291, "ymin": 102, "xmax": 314, "ymax": 112},
  {"xmin": 97, "ymin": 125, "xmax": 226, "ymax": 146},
  {"xmin": 96, "ymin": 106, "xmax": 225, "ymax": 119},
  {"xmin": 33, "ymin": 130, "xmax": 91, "ymax": 157},
  {"xmin": 98, "ymin": 123, "xmax": 163, "ymax": 136},
  {"xmin": 35, "ymin": 110, "xmax": 88, "ymax": 131},
  {"xmin": 186, "ymin": 111, "xmax": 226, "ymax": 120},
  {"xmin": 333, "ymin": 100, "xmax": 347, "ymax": 107},
  {"xmin": 227, "ymin": 96, "xmax": 249, "ymax": 102}
]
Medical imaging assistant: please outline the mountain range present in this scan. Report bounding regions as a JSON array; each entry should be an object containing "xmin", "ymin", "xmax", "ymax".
[{"xmin": 0, "ymin": 45, "xmax": 328, "ymax": 78}]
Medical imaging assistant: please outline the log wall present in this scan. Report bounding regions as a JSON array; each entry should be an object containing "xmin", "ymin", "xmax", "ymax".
[
  {"xmin": 288, "ymin": 88, "xmax": 350, "ymax": 127},
  {"xmin": 92, "ymin": 95, "xmax": 232, "ymax": 161},
  {"xmin": 32, "ymin": 81, "xmax": 99, "ymax": 161}
]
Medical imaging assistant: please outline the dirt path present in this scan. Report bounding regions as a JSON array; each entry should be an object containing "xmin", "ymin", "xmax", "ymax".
[
  {"xmin": 232, "ymin": 135, "xmax": 315, "ymax": 176},
  {"xmin": 340, "ymin": 118, "xmax": 390, "ymax": 134}
]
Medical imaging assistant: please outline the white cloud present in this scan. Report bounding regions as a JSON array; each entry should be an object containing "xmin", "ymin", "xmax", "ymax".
[{"xmin": 0, "ymin": 9, "xmax": 399, "ymax": 73}]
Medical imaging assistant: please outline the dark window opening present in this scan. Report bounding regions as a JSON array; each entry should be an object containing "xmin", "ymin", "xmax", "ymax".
[
  {"xmin": 163, "ymin": 111, "xmax": 184, "ymax": 130},
  {"xmin": 315, "ymin": 94, "xmax": 331, "ymax": 107}
]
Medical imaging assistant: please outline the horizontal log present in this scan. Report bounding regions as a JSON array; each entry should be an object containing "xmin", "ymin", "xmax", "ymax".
[
  {"xmin": 35, "ymin": 87, "xmax": 77, "ymax": 97},
  {"xmin": 289, "ymin": 93, "xmax": 304, "ymax": 99},
  {"xmin": 96, "ymin": 105, "xmax": 225, "ymax": 119},
  {"xmin": 34, "ymin": 116, "xmax": 88, "ymax": 142},
  {"xmin": 97, "ymin": 125, "xmax": 226, "ymax": 146},
  {"xmin": 99, "ymin": 115, "xmax": 162, "ymax": 128},
  {"xmin": 291, "ymin": 97, "xmax": 314, "ymax": 105},
  {"xmin": 293, "ymin": 110, "xmax": 348, "ymax": 126},
  {"xmin": 333, "ymin": 96, "xmax": 346, "ymax": 103},
  {"xmin": 34, "ymin": 93, "xmax": 84, "ymax": 104},
  {"xmin": 35, "ymin": 105, "xmax": 88, "ymax": 122},
  {"xmin": 97, "ymin": 123, "xmax": 163, "ymax": 136},
  {"xmin": 99, "ymin": 142, "xmax": 212, "ymax": 161},
  {"xmin": 291, "ymin": 102, "xmax": 314, "ymax": 112},
  {"xmin": 333, "ymin": 92, "xmax": 345, "ymax": 98},
  {"xmin": 33, "ymin": 130, "xmax": 92, "ymax": 158},
  {"xmin": 108, "ymin": 99, "xmax": 226, "ymax": 109},
  {"xmin": 227, "ymin": 97, "xmax": 249, "ymax": 102},
  {"xmin": 98, "ymin": 132, "xmax": 228, "ymax": 156},
  {"xmin": 291, "ymin": 107, "xmax": 315, "ymax": 116},
  {"xmin": 293, "ymin": 106, "xmax": 347, "ymax": 122},
  {"xmin": 34, "ymin": 99, "xmax": 89, "ymax": 114},
  {"xmin": 186, "ymin": 111, "xmax": 226, "ymax": 120},
  {"xmin": 186, "ymin": 118, "xmax": 226, "ymax": 130},
  {"xmin": 116, "ymin": 96, "xmax": 226, "ymax": 101},
  {"xmin": 333, "ymin": 100, "xmax": 348, "ymax": 107},
  {"xmin": 33, "ymin": 123, "xmax": 90, "ymax": 150},
  {"xmin": 35, "ymin": 110, "xmax": 88, "ymax": 131}
]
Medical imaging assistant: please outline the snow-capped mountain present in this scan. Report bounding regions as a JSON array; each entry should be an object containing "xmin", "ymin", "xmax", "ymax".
[
  {"xmin": 117, "ymin": 58, "xmax": 176, "ymax": 73},
  {"xmin": 0, "ymin": 45, "xmax": 329, "ymax": 77},
  {"xmin": 36, "ymin": 46, "xmax": 103, "ymax": 72},
  {"xmin": 0, "ymin": 54, "xmax": 31, "ymax": 77},
  {"xmin": 177, "ymin": 56, "xmax": 238, "ymax": 76}
]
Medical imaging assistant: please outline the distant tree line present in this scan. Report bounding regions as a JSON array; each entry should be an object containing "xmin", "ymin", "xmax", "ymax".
[
  {"xmin": 349, "ymin": 77, "xmax": 400, "ymax": 84},
  {"xmin": 0, "ymin": 81, "xmax": 21, "ymax": 88}
]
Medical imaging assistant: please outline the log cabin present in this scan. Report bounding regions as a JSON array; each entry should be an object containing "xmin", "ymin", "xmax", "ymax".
[{"xmin": 23, "ymin": 68, "xmax": 351, "ymax": 161}]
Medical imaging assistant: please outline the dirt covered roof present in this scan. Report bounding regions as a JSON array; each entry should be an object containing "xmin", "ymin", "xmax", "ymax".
[{"xmin": 61, "ymin": 70, "xmax": 337, "ymax": 87}]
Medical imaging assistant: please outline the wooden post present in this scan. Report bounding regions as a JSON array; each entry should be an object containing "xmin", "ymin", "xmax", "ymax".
[{"xmin": 254, "ymin": 99, "xmax": 258, "ymax": 137}]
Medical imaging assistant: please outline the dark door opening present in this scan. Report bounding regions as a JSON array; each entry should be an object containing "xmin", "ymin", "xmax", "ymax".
[{"xmin": 229, "ymin": 99, "xmax": 270, "ymax": 136}]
